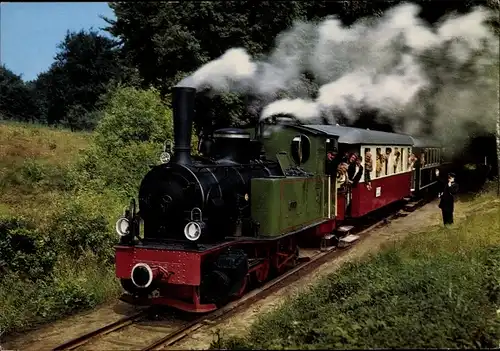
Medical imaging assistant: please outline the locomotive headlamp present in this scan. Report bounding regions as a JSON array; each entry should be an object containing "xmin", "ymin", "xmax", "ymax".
[
  {"xmin": 184, "ymin": 221, "xmax": 204, "ymax": 241},
  {"xmin": 115, "ymin": 217, "xmax": 130, "ymax": 237},
  {"xmin": 160, "ymin": 151, "xmax": 171, "ymax": 164}
]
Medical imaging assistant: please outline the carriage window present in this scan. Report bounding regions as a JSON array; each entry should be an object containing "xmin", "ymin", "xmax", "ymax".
[
  {"xmin": 364, "ymin": 147, "xmax": 374, "ymax": 181},
  {"xmin": 290, "ymin": 134, "xmax": 311, "ymax": 165},
  {"xmin": 385, "ymin": 147, "xmax": 393, "ymax": 175},
  {"xmin": 376, "ymin": 148, "xmax": 383, "ymax": 178},
  {"xmin": 393, "ymin": 147, "xmax": 401, "ymax": 174},
  {"xmin": 421, "ymin": 149, "xmax": 427, "ymax": 167},
  {"xmin": 407, "ymin": 147, "xmax": 412, "ymax": 171},
  {"xmin": 400, "ymin": 147, "xmax": 404, "ymax": 172},
  {"xmin": 401, "ymin": 147, "xmax": 406, "ymax": 173}
]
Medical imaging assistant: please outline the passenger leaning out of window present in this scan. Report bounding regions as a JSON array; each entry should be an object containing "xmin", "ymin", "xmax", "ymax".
[
  {"xmin": 407, "ymin": 153, "xmax": 417, "ymax": 171},
  {"xmin": 348, "ymin": 155, "xmax": 364, "ymax": 187},
  {"xmin": 336, "ymin": 162, "xmax": 349, "ymax": 189}
]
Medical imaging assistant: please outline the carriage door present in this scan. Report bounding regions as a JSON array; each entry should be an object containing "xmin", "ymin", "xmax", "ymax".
[{"xmin": 325, "ymin": 138, "xmax": 339, "ymax": 218}]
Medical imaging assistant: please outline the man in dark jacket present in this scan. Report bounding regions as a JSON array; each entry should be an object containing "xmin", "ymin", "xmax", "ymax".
[
  {"xmin": 436, "ymin": 170, "xmax": 459, "ymax": 226},
  {"xmin": 348, "ymin": 155, "xmax": 364, "ymax": 187},
  {"xmin": 325, "ymin": 151, "xmax": 338, "ymax": 176}
]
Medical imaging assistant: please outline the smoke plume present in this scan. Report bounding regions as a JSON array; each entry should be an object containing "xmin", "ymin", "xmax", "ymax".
[{"xmin": 177, "ymin": 2, "xmax": 499, "ymax": 146}]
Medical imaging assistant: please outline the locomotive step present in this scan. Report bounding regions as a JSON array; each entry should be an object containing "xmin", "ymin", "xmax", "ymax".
[
  {"xmin": 338, "ymin": 234, "xmax": 360, "ymax": 248},
  {"xmin": 338, "ymin": 225, "xmax": 354, "ymax": 233},
  {"xmin": 298, "ymin": 248, "xmax": 321, "ymax": 260},
  {"xmin": 320, "ymin": 234, "xmax": 338, "ymax": 252}
]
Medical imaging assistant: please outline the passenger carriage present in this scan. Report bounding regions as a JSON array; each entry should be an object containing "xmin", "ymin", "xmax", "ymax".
[
  {"xmin": 410, "ymin": 137, "xmax": 452, "ymax": 197},
  {"xmin": 295, "ymin": 125, "xmax": 415, "ymax": 220}
]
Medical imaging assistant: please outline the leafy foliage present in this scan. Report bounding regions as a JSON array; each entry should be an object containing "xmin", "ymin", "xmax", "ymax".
[
  {"xmin": 47, "ymin": 199, "xmax": 114, "ymax": 262},
  {"xmin": 93, "ymin": 86, "xmax": 173, "ymax": 151},
  {"xmin": 0, "ymin": 66, "xmax": 42, "ymax": 122},
  {"xmin": 0, "ymin": 216, "xmax": 57, "ymax": 281},
  {"xmin": 76, "ymin": 86, "xmax": 188, "ymax": 196}
]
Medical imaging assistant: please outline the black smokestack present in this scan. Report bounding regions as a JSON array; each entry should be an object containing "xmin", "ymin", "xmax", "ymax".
[{"xmin": 172, "ymin": 87, "xmax": 196, "ymax": 165}]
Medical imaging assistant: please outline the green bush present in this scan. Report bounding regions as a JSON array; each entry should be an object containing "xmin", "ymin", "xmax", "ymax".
[
  {"xmin": 76, "ymin": 85, "xmax": 199, "ymax": 196},
  {"xmin": 93, "ymin": 86, "xmax": 173, "ymax": 152},
  {"xmin": 46, "ymin": 192, "xmax": 121, "ymax": 263},
  {"xmin": 77, "ymin": 141, "xmax": 162, "ymax": 197},
  {"xmin": 0, "ymin": 216, "xmax": 57, "ymax": 281},
  {"xmin": 0, "ymin": 254, "xmax": 120, "ymax": 336}
]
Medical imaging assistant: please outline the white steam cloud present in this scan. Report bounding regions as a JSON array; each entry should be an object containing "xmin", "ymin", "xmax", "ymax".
[{"xmin": 177, "ymin": 2, "xmax": 499, "ymax": 146}]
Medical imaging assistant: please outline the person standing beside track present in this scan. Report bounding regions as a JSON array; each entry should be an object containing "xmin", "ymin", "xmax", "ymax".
[{"xmin": 435, "ymin": 169, "xmax": 459, "ymax": 226}]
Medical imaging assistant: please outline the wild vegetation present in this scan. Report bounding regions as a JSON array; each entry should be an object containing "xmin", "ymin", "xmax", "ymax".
[
  {"xmin": 0, "ymin": 0, "xmax": 498, "ymax": 339},
  {"xmin": 213, "ymin": 189, "xmax": 500, "ymax": 349}
]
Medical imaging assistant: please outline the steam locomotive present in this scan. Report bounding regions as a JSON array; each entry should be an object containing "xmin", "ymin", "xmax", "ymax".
[{"xmin": 114, "ymin": 86, "xmax": 452, "ymax": 312}]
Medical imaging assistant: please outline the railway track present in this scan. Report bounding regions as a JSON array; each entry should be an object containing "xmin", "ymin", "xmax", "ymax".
[{"xmin": 53, "ymin": 198, "xmax": 426, "ymax": 351}]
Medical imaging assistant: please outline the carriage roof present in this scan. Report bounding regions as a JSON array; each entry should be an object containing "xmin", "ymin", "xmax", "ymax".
[
  {"xmin": 298, "ymin": 124, "xmax": 414, "ymax": 146},
  {"xmin": 410, "ymin": 136, "xmax": 441, "ymax": 148}
]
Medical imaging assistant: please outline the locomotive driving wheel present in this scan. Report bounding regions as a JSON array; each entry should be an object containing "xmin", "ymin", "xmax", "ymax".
[
  {"xmin": 254, "ymin": 259, "xmax": 270, "ymax": 284},
  {"xmin": 235, "ymin": 276, "xmax": 249, "ymax": 298}
]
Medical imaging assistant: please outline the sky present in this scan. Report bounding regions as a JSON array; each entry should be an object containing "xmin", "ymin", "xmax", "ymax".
[{"xmin": 1, "ymin": 2, "xmax": 116, "ymax": 81}]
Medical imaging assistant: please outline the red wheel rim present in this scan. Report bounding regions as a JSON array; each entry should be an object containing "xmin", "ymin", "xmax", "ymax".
[
  {"xmin": 236, "ymin": 276, "xmax": 248, "ymax": 297},
  {"xmin": 255, "ymin": 260, "xmax": 270, "ymax": 283}
]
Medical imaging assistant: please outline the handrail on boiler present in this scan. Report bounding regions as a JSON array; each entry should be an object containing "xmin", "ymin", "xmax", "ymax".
[{"xmin": 327, "ymin": 175, "xmax": 331, "ymax": 219}]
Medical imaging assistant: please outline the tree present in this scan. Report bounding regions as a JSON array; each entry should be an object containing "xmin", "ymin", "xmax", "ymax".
[
  {"xmin": 105, "ymin": 0, "xmax": 500, "ymax": 134},
  {"xmin": 104, "ymin": 1, "xmax": 312, "ymax": 131},
  {"xmin": 0, "ymin": 65, "xmax": 42, "ymax": 122},
  {"xmin": 105, "ymin": 2, "xmax": 309, "ymax": 90},
  {"xmin": 35, "ymin": 29, "xmax": 128, "ymax": 130}
]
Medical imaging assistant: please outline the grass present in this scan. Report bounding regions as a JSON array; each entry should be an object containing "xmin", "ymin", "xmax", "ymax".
[
  {"xmin": 214, "ymin": 190, "xmax": 500, "ymax": 349},
  {"xmin": 0, "ymin": 121, "xmax": 123, "ymax": 338},
  {"xmin": 0, "ymin": 121, "xmax": 90, "ymax": 224}
]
